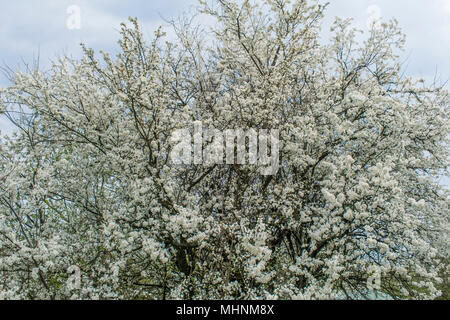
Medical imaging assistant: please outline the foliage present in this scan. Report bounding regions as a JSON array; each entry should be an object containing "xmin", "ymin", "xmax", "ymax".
[{"xmin": 0, "ymin": 0, "xmax": 448, "ymax": 299}]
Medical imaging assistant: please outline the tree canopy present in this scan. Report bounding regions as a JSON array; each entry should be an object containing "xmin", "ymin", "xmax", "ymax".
[{"xmin": 0, "ymin": 0, "xmax": 448, "ymax": 299}]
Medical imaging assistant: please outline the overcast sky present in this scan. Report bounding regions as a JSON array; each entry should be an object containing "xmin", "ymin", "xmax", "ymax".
[{"xmin": 0, "ymin": 0, "xmax": 449, "ymax": 85}]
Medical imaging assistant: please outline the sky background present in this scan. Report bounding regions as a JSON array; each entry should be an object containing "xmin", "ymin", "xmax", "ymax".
[
  {"xmin": 0, "ymin": 0, "xmax": 449, "ymax": 183},
  {"xmin": 0, "ymin": 0, "xmax": 449, "ymax": 87}
]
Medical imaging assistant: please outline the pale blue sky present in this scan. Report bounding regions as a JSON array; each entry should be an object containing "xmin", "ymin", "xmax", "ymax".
[
  {"xmin": 0, "ymin": 0, "xmax": 449, "ymax": 86},
  {"xmin": 1, "ymin": 1, "xmax": 449, "ymax": 121},
  {"xmin": 1, "ymin": 0, "xmax": 449, "ymax": 85}
]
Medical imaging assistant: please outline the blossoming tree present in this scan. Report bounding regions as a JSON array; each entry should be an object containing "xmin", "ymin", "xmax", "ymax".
[{"xmin": 0, "ymin": 0, "xmax": 448, "ymax": 299}]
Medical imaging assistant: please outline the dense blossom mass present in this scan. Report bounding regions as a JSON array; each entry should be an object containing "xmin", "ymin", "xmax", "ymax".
[{"xmin": 0, "ymin": 0, "xmax": 448, "ymax": 299}]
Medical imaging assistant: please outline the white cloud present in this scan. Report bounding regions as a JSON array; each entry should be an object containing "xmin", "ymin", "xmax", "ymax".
[{"xmin": 441, "ymin": 0, "xmax": 450, "ymax": 14}]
